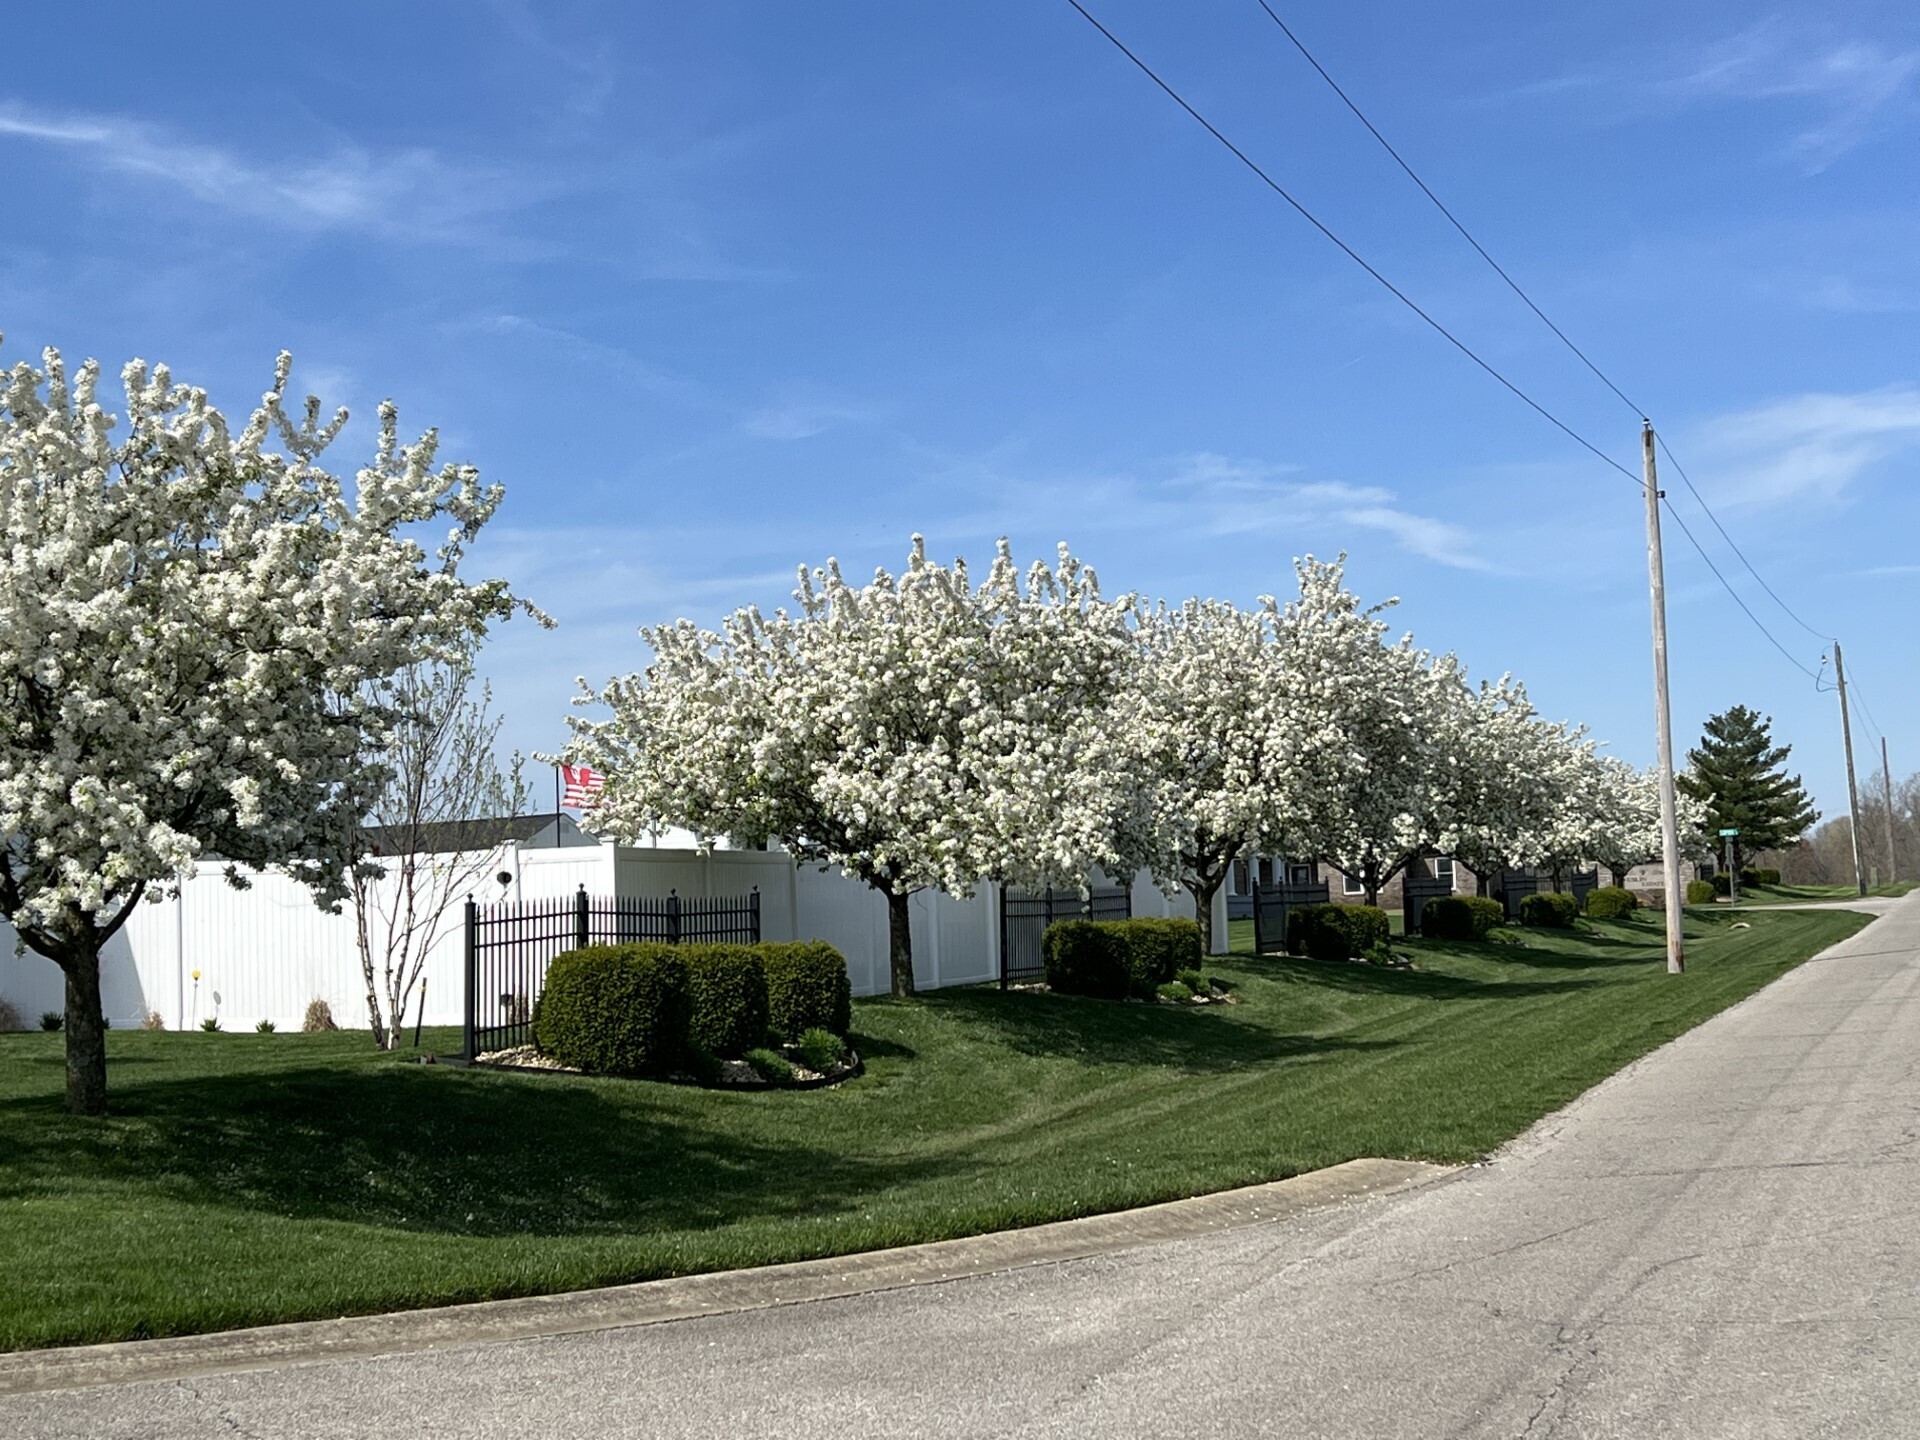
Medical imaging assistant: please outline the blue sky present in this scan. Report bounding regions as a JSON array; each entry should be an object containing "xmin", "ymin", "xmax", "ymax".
[{"xmin": 4, "ymin": 1, "xmax": 1916, "ymax": 825}]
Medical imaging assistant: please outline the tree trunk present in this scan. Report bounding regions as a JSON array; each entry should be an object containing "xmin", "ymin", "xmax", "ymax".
[
  {"xmin": 1606, "ymin": 864, "xmax": 1627, "ymax": 889},
  {"xmin": 356, "ymin": 931, "xmax": 392, "ymax": 1051},
  {"xmin": 1191, "ymin": 870, "xmax": 1225, "ymax": 954},
  {"xmin": 885, "ymin": 887, "xmax": 915, "ymax": 998},
  {"xmin": 62, "ymin": 944, "xmax": 109, "ymax": 1117}
]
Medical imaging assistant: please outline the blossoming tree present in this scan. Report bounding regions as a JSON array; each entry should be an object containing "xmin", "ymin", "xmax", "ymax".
[
  {"xmin": 564, "ymin": 537, "xmax": 1138, "ymax": 996},
  {"xmin": 1276, "ymin": 562, "xmax": 1461, "ymax": 906},
  {"xmin": 0, "ymin": 341, "xmax": 524, "ymax": 1113}
]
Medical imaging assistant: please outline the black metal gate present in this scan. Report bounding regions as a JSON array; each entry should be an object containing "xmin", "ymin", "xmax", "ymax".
[
  {"xmin": 998, "ymin": 884, "xmax": 1132, "ymax": 987},
  {"xmin": 1401, "ymin": 872, "xmax": 1455, "ymax": 934},
  {"xmin": 1499, "ymin": 868, "xmax": 1539, "ymax": 919},
  {"xmin": 1251, "ymin": 877, "xmax": 1330, "ymax": 954},
  {"xmin": 463, "ymin": 885, "xmax": 761, "ymax": 1058},
  {"xmin": 1569, "ymin": 868, "xmax": 1598, "ymax": 910}
]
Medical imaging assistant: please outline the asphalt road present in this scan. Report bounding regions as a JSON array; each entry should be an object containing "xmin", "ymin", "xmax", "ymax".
[{"xmin": 11, "ymin": 895, "xmax": 1918, "ymax": 1439}]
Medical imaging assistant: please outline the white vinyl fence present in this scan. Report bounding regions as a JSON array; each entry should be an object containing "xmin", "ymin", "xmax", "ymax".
[{"xmin": 0, "ymin": 842, "xmax": 1220, "ymax": 1032}]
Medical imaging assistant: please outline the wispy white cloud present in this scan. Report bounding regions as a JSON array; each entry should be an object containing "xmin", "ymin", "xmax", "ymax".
[
  {"xmin": 482, "ymin": 0, "xmax": 618, "ymax": 119},
  {"xmin": 899, "ymin": 448, "xmax": 1494, "ymax": 574},
  {"xmin": 743, "ymin": 400, "xmax": 874, "ymax": 440},
  {"xmin": 1688, "ymin": 386, "xmax": 1920, "ymax": 507},
  {"xmin": 0, "ymin": 101, "xmax": 538, "ymax": 243},
  {"xmin": 1681, "ymin": 25, "xmax": 1920, "ymax": 169},
  {"xmin": 1801, "ymin": 275, "xmax": 1918, "ymax": 314},
  {"xmin": 1167, "ymin": 454, "xmax": 1493, "ymax": 571},
  {"xmin": 1502, "ymin": 20, "xmax": 1920, "ymax": 170}
]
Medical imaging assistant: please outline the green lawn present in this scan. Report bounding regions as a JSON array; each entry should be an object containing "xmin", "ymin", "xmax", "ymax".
[
  {"xmin": 0, "ymin": 906, "xmax": 1872, "ymax": 1351},
  {"xmin": 1728, "ymin": 882, "xmax": 1913, "ymax": 906}
]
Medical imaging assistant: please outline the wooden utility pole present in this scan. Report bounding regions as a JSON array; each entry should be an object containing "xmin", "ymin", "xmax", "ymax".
[
  {"xmin": 1643, "ymin": 424, "xmax": 1684, "ymax": 973},
  {"xmin": 1833, "ymin": 641, "xmax": 1867, "ymax": 897},
  {"xmin": 1882, "ymin": 736, "xmax": 1898, "ymax": 886}
]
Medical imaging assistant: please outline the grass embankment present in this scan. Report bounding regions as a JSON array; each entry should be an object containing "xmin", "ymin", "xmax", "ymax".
[
  {"xmin": 1729, "ymin": 881, "xmax": 1913, "ymax": 906},
  {"xmin": 0, "ymin": 905, "xmax": 1871, "ymax": 1351}
]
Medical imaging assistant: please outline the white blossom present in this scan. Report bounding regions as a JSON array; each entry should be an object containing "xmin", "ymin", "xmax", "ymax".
[
  {"xmin": 563, "ymin": 536, "xmax": 1137, "ymax": 996},
  {"xmin": 0, "ymin": 337, "xmax": 530, "ymax": 1111}
]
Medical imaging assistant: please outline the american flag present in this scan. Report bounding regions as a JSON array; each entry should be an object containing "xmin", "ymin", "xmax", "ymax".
[{"xmin": 560, "ymin": 764, "xmax": 605, "ymax": 808}]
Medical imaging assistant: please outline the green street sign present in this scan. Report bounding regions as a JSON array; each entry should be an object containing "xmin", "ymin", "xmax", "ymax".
[{"xmin": 1718, "ymin": 828, "xmax": 1739, "ymax": 837}]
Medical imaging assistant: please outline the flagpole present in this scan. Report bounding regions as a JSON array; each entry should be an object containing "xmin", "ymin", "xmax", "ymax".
[{"xmin": 554, "ymin": 765, "xmax": 562, "ymax": 850}]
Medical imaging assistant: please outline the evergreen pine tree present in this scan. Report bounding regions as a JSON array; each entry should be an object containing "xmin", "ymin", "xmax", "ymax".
[{"xmin": 1678, "ymin": 705, "xmax": 1819, "ymax": 873}]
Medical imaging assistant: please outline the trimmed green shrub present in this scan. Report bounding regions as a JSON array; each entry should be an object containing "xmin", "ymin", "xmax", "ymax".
[
  {"xmin": 1686, "ymin": 878, "xmax": 1717, "ymax": 905},
  {"xmin": 39, "ymin": 1012, "xmax": 62, "ymax": 1032},
  {"xmin": 533, "ymin": 943, "xmax": 691, "ymax": 1076},
  {"xmin": 1287, "ymin": 904, "xmax": 1390, "ymax": 962},
  {"xmin": 761, "ymin": 942, "xmax": 852, "ymax": 1041},
  {"xmin": 1155, "ymin": 981, "xmax": 1194, "ymax": 1003},
  {"xmin": 1043, "ymin": 920, "xmax": 1130, "ymax": 999},
  {"xmin": 794, "ymin": 1026, "xmax": 847, "ymax": 1073},
  {"xmin": 744, "ymin": 1047, "xmax": 795, "ymax": 1085},
  {"xmin": 1584, "ymin": 886, "xmax": 1638, "ymax": 920},
  {"xmin": 255, "ymin": 1019, "xmax": 277, "ymax": 1034},
  {"xmin": 1465, "ymin": 896, "xmax": 1506, "ymax": 937},
  {"xmin": 1757, "ymin": 867, "xmax": 1782, "ymax": 886},
  {"xmin": 682, "ymin": 945, "xmax": 770, "ymax": 1058},
  {"xmin": 1711, "ymin": 872, "xmax": 1733, "ymax": 897},
  {"xmin": 1418, "ymin": 896, "xmax": 1474, "ymax": 941},
  {"xmin": 1174, "ymin": 968, "xmax": 1206, "ymax": 993},
  {"xmin": 1114, "ymin": 917, "xmax": 1202, "ymax": 992},
  {"xmin": 1519, "ymin": 891, "xmax": 1579, "ymax": 928},
  {"xmin": 1043, "ymin": 917, "xmax": 1204, "ymax": 999}
]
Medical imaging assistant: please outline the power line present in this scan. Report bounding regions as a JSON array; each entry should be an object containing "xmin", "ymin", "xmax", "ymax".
[
  {"xmin": 1656, "ymin": 497, "xmax": 1823, "ymax": 683},
  {"xmin": 1060, "ymin": 0, "xmax": 1643, "ymax": 489},
  {"xmin": 1234, "ymin": 4, "xmax": 1840, "ymax": 674},
  {"xmin": 1247, "ymin": 0, "xmax": 1644, "ymax": 420},
  {"xmin": 1653, "ymin": 435, "xmax": 1834, "ymax": 643}
]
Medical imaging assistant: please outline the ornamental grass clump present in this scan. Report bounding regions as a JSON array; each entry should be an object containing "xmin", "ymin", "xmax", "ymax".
[
  {"xmin": 793, "ymin": 1027, "xmax": 847, "ymax": 1073},
  {"xmin": 744, "ymin": 1048, "xmax": 796, "ymax": 1086}
]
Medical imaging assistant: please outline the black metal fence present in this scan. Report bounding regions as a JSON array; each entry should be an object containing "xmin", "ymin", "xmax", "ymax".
[
  {"xmin": 1401, "ymin": 873, "xmax": 1455, "ymax": 934},
  {"xmin": 463, "ymin": 885, "xmax": 761, "ymax": 1058},
  {"xmin": 999, "ymin": 885, "xmax": 1132, "ymax": 987},
  {"xmin": 1250, "ymin": 878, "xmax": 1330, "ymax": 955}
]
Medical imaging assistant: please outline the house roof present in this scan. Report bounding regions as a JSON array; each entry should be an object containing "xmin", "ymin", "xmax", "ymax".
[{"xmin": 360, "ymin": 814, "xmax": 582, "ymax": 856}]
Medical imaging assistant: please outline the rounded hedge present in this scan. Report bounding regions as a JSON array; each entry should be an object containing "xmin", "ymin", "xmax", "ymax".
[
  {"xmin": 1043, "ymin": 916, "xmax": 1204, "ymax": 999},
  {"xmin": 1518, "ymin": 891, "xmax": 1579, "ymax": 928},
  {"xmin": 761, "ymin": 941, "xmax": 853, "ymax": 1041},
  {"xmin": 1419, "ymin": 896, "xmax": 1488, "ymax": 941},
  {"xmin": 1686, "ymin": 878, "xmax": 1717, "ymax": 905},
  {"xmin": 1584, "ymin": 886, "xmax": 1639, "ymax": 920},
  {"xmin": 533, "ymin": 944, "xmax": 691, "ymax": 1076},
  {"xmin": 1287, "ymin": 903, "xmax": 1390, "ymax": 962},
  {"xmin": 684, "ymin": 945, "xmax": 771, "ymax": 1059},
  {"xmin": 1756, "ymin": 867, "xmax": 1782, "ymax": 886}
]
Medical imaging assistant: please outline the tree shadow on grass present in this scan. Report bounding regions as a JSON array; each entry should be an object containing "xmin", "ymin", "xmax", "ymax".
[
  {"xmin": 0, "ymin": 1064, "xmax": 964, "ymax": 1241},
  {"xmin": 916, "ymin": 987, "xmax": 1399, "ymax": 1070},
  {"xmin": 1229, "ymin": 951, "xmax": 1606, "ymax": 999}
]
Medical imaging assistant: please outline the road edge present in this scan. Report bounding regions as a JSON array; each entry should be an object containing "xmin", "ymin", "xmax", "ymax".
[{"xmin": 0, "ymin": 1156, "xmax": 1450, "ymax": 1397}]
